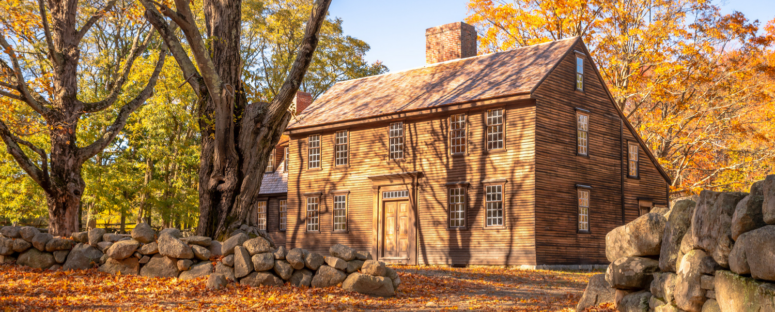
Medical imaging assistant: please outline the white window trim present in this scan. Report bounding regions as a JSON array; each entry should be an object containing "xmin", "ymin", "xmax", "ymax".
[
  {"xmin": 333, "ymin": 194, "xmax": 347, "ymax": 232},
  {"xmin": 576, "ymin": 55, "xmax": 584, "ymax": 91},
  {"xmin": 578, "ymin": 188, "xmax": 590, "ymax": 233},
  {"xmin": 389, "ymin": 122, "xmax": 404, "ymax": 160},
  {"xmin": 484, "ymin": 184, "xmax": 504, "ymax": 227},
  {"xmin": 308, "ymin": 134, "xmax": 321, "ymax": 169},
  {"xmin": 279, "ymin": 199, "xmax": 287, "ymax": 231},
  {"xmin": 335, "ymin": 130, "xmax": 348, "ymax": 166},
  {"xmin": 256, "ymin": 201, "xmax": 267, "ymax": 231},
  {"xmin": 486, "ymin": 108, "xmax": 504, "ymax": 151},
  {"xmin": 306, "ymin": 196, "xmax": 320, "ymax": 232},
  {"xmin": 450, "ymin": 113, "xmax": 467, "ymax": 155},
  {"xmin": 448, "ymin": 187, "xmax": 466, "ymax": 228},
  {"xmin": 577, "ymin": 112, "xmax": 589, "ymax": 156}
]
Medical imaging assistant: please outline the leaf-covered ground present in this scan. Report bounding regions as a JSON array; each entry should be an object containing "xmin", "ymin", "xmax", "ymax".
[{"xmin": 0, "ymin": 263, "xmax": 596, "ymax": 311}]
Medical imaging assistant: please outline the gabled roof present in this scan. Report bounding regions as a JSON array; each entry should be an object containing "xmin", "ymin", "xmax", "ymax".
[{"xmin": 288, "ymin": 37, "xmax": 579, "ymax": 129}]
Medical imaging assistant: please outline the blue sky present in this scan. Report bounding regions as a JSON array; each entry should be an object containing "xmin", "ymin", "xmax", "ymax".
[{"xmin": 328, "ymin": 0, "xmax": 775, "ymax": 72}]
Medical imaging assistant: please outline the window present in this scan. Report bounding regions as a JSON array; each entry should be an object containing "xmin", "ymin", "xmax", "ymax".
[
  {"xmin": 308, "ymin": 134, "xmax": 320, "ymax": 169},
  {"xmin": 389, "ymin": 122, "xmax": 404, "ymax": 160},
  {"xmin": 577, "ymin": 112, "xmax": 588, "ymax": 156},
  {"xmin": 333, "ymin": 195, "xmax": 347, "ymax": 231},
  {"xmin": 485, "ymin": 185, "xmax": 503, "ymax": 227},
  {"xmin": 576, "ymin": 55, "xmax": 584, "ymax": 91},
  {"xmin": 383, "ymin": 190, "xmax": 409, "ymax": 199},
  {"xmin": 306, "ymin": 197, "xmax": 319, "ymax": 231},
  {"xmin": 449, "ymin": 187, "xmax": 466, "ymax": 228},
  {"xmin": 256, "ymin": 201, "xmax": 267, "ymax": 231},
  {"xmin": 450, "ymin": 114, "xmax": 466, "ymax": 154},
  {"xmin": 335, "ymin": 130, "xmax": 348, "ymax": 166},
  {"xmin": 486, "ymin": 109, "xmax": 504, "ymax": 150},
  {"xmin": 265, "ymin": 149, "xmax": 276, "ymax": 172},
  {"xmin": 279, "ymin": 200, "xmax": 287, "ymax": 231},
  {"xmin": 284, "ymin": 147, "xmax": 289, "ymax": 172},
  {"xmin": 578, "ymin": 188, "xmax": 590, "ymax": 232},
  {"xmin": 628, "ymin": 142, "xmax": 639, "ymax": 177}
]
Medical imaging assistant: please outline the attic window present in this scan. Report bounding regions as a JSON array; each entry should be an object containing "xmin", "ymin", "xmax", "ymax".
[{"xmin": 576, "ymin": 55, "xmax": 584, "ymax": 91}]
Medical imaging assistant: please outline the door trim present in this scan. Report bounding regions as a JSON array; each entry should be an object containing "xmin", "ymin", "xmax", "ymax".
[{"xmin": 369, "ymin": 172, "xmax": 422, "ymax": 265}]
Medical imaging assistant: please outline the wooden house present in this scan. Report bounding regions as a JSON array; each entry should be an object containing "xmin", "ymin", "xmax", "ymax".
[{"xmin": 257, "ymin": 22, "xmax": 671, "ymax": 266}]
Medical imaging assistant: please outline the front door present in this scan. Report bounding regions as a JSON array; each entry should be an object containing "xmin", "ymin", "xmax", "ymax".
[{"xmin": 383, "ymin": 200, "xmax": 410, "ymax": 259}]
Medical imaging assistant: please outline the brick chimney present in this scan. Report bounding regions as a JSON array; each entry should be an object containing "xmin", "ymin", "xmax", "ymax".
[
  {"xmin": 425, "ymin": 22, "xmax": 477, "ymax": 64},
  {"xmin": 291, "ymin": 91, "xmax": 312, "ymax": 114}
]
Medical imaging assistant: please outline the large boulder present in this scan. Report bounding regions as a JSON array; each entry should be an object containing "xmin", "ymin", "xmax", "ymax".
[
  {"xmin": 139, "ymin": 242, "xmax": 158, "ymax": 255},
  {"xmin": 651, "ymin": 272, "xmax": 677, "ymax": 304},
  {"xmin": 290, "ymin": 269, "xmax": 313, "ymax": 287},
  {"xmin": 100, "ymin": 257, "xmax": 140, "ymax": 275},
  {"xmin": 88, "ymin": 228, "xmax": 106, "ymax": 246},
  {"xmin": 691, "ymin": 191, "xmax": 747, "ymax": 267},
  {"xmin": 181, "ymin": 236, "xmax": 212, "ymax": 247},
  {"xmin": 158, "ymin": 234, "xmax": 194, "ymax": 259},
  {"xmin": 97, "ymin": 241, "xmax": 113, "ymax": 252},
  {"xmin": 606, "ymin": 213, "xmax": 667, "ymax": 262},
  {"xmin": 53, "ymin": 250, "xmax": 69, "ymax": 263},
  {"xmin": 385, "ymin": 267, "xmax": 401, "ymax": 289},
  {"xmin": 329, "ymin": 244, "xmax": 356, "ymax": 261},
  {"xmin": 355, "ymin": 250, "xmax": 372, "ymax": 261},
  {"xmin": 240, "ymin": 272, "xmax": 284, "ymax": 287},
  {"xmin": 191, "ymin": 245, "xmax": 212, "ymax": 261},
  {"xmin": 347, "ymin": 259, "xmax": 365, "ymax": 274},
  {"xmin": 221, "ymin": 233, "xmax": 248, "ymax": 256},
  {"xmin": 0, "ymin": 226, "xmax": 20, "ymax": 238},
  {"xmin": 286, "ymin": 248, "xmax": 306, "ymax": 270},
  {"xmin": 177, "ymin": 259, "xmax": 193, "ymax": 271},
  {"xmin": 731, "ymin": 194, "xmax": 766, "ymax": 241},
  {"xmin": 215, "ymin": 262, "xmax": 236, "ymax": 281},
  {"xmin": 159, "ymin": 228, "xmax": 181, "ymax": 238},
  {"xmin": 361, "ymin": 260, "xmax": 387, "ymax": 277},
  {"xmin": 17, "ymin": 248, "xmax": 56, "ymax": 269},
  {"xmin": 763, "ymin": 175, "xmax": 775, "ymax": 224},
  {"xmin": 209, "ymin": 240, "xmax": 223, "ymax": 257},
  {"xmin": 605, "ymin": 257, "xmax": 659, "ymax": 290},
  {"xmin": 45, "ymin": 237, "xmax": 73, "ymax": 252},
  {"xmin": 729, "ymin": 231, "xmax": 752, "ymax": 275},
  {"xmin": 617, "ymin": 291, "xmax": 651, "ymax": 312},
  {"xmin": 179, "ymin": 262, "xmax": 213, "ymax": 280},
  {"xmin": 675, "ymin": 249, "xmax": 708, "ymax": 312},
  {"xmin": 106, "ymin": 239, "xmax": 140, "ymax": 260},
  {"xmin": 13, "ymin": 239, "xmax": 31, "ymax": 253},
  {"xmin": 233, "ymin": 246, "xmax": 253, "ymax": 279},
  {"xmin": 305, "ymin": 252, "xmax": 325, "ymax": 271},
  {"xmin": 0, "ymin": 237, "xmax": 13, "ymax": 255},
  {"xmin": 324, "ymin": 256, "xmax": 347, "ymax": 271},
  {"xmin": 274, "ymin": 246, "xmax": 287, "ymax": 260},
  {"xmin": 715, "ymin": 270, "xmax": 775, "ymax": 312},
  {"xmin": 342, "ymin": 273, "xmax": 395, "ymax": 297},
  {"xmin": 576, "ymin": 274, "xmax": 616, "ymax": 312},
  {"xmin": 273, "ymin": 260, "xmax": 293, "ymax": 280},
  {"xmin": 63, "ymin": 243, "xmax": 103, "ymax": 270},
  {"xmin": 222, "ymin": 254, "xmax": 234, "ymax": 267},
  {"xmin": 20, "ymin": 226, "xmax": 40, "ymax": 242},
  {"xmin": 130, "ymin": 223, "xmax": 156, "ymax": 244},
  {"xmin": 207, "ymin": 273, "xmax": 228, "ymax": 290},
  {"xmin": 311, "ymin": 265, "xmax": 347, "ymax": 288},
  {"xmin": 243, "ymin": 237, "xmax": 272, "ymax": 255},
  {"xmin": 140, "ymin": 254, "xmax": 179, "ymax": 278},
  {"xmin": 102, "ymin": 233, "xmax": 127, "ymax": 243},
  {"xmin": 660, "ymin": 199, "xmax": 696, "ymax": 272},
  {"xmin": 31, "ymin": 233, "xmax": 52, "ymax": 251},
  {"xmin": 71, "ymin": 231, "xmax": 88, "ymax": 244},
  {"xmin": 728, "ymin": 225, "xmax": 775, "ymax": 281},
  {"xmin": 251, "ymin": 253, "xmax": 274, "ymax": 271}
]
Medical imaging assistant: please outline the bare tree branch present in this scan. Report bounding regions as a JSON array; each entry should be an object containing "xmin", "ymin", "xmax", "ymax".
[
  {"xmin": 0, "ymin": 117, "xmax": 50, "ymax": 190},
  {"xmin": 0, "ymin": 35, "xmax": 50, "ymax": 116},
  {"xmin": 75, "ymin": 0, "xmax": 118, "ymax": 43}
]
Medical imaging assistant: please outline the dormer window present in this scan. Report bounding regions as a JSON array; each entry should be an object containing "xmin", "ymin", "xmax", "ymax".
[{"xmin": 576, "ymin": 54, "xmax": 584, "ymax": 91}]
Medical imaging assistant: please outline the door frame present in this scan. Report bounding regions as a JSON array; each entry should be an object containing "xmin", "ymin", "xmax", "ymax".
[{"xmin": 368, "ymin": 171, "xmax": 423, "ymax": 265}]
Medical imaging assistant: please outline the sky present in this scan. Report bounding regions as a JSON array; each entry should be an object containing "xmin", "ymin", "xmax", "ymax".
[{"xmin": 328, "ymin": 0, "xmax": 775, "ymax": 72}]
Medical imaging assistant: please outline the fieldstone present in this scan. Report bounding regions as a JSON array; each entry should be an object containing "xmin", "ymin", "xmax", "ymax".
[
  {"xmin": 701, "ymin": 299, "xmax": 720, "ymax": 312},
  {"xmin": 617, "ymin": 291, "xmax": 651, "ymax": 312},
  {"xmin": 355, "ymin": 250, "xmax": 372, "ymax": 260},
  {"xmin": 361, "ymin": 260, "xmax": 387, "ymax": 277},
  {"xmin": 53, "ymin": 250, "xmax": 69, "ymax": 263},
  {"xmin": 221, "ymin": 233, "xmax": 248, "ymax": 256},
  {"xmin": 385, "ymin": 267, "xmax": 401, "ymax": 289},
  {"xmin": 286, "ymin": 248, "xmax": 306, "ymax": 270},
  {"xmin": 131, "ymin": 223, "xmax": 155, "ymax": 243},
  {"xmin": 274, "ymin": 245, "xmax": 287, "ymax": 260},
  {"xmin": 0, "ymin": 255, "xmax": 16, "ymax": 263},
  {"xmin": 701, "ymin": 275, "xmax": 715, "ymax": 290},
  {"xmin": 240, "ymin": 272, "xmax": 284, "ymax": 287},
  {"xmin": 106, "ymin": 239, "xmax": 140, "ymax": 260},
  {"xmin": 342, "ymin": 273, "xmax": 395, "ymax": 297},
  {"xmin": 233, "ymin": 246, "xmax": 253, "ymax": 279},
  {"xmin": 731, "ymin": 194, "xmax": 766, "ymax": 241},
  {"xmin": 209, "ymin": 240, "xmax": 223, "ymax": 256},
  {"xmin": 763, "ymin": 175, "xmax": 775, "ymax": 224},
  {"xmin": 222, "ymin": 254, "xmax": 234, "ymax": 267},
  {"xmin": 677, "ymin": 225, "xmax": 695, "ymax": 269},
  {"xmin": 649, "ymin": 296, "xmax": 666, "ymax": 310},
  {"xmin": 243, "ymin": 237, "xmax": 272, "ymax": 255},
  {"xmin": 706, "ymin": 290, "xmax": 716, "ymax": 299},
  {"xmin": 651, "ymin": 272, "xmax": 677, "ymax": 304},
  {"xmin": 215, "ymin": 262, "xmax": 236, "ymax": 281},
  {"xmin": 660, "ymin": 199, "xmax": 696, "ymax": 272},
  {"xmin": 97, "ymin": 241, "xmax": 113, "ymax": 252},
  {"xmin": 606, "ymin": 213, "xmax": 667, "ymax": 262},
  {"xmin": 20, "ymin": 226, "xmax": 40, "ymax": 242},
  {"xmin": 158, "ymin": 234, "xmax": 194, "ymax": 259},
  {"xmin": 180, "ymin": 262, "xmax": 213, "ymax": 280},
  {"xmin": 181, "ymin": 236, "xmax": 212, "ymax": 247},
  {"xmin": 63, "ymin": 243, "xmax": 103, "ymax": 270},
  {"xmin": 290, "ymin": 269, "xmax": 313, "ymax": 287},
  {"xmin": 159, "ymin": 228, "xmax": 181, "ymax": 238},
  {"xmin": 274, "ymin": 260, "xmax": 293, "ymax": 280},
  {"xmin": 605, "ymin": 257, "xmax": 659, "ymax": 290},
  {"xmin": 45, "ymin": 238, "xmax": 72, "ymax": 252},
  {"xmin": 49, "ymin": 264, "xmax": 61, "ymax": 271},
  {"xmin": 32, "ymin": 233, "xmax": 52, "ymax": 251},
  {"xmin": 0, "ymin": 226, "xmax": 20, "ymax": 238},
  {"xmin": 139, "ymin": 242, "xmax": 158, "ymax": 255},
  {"xmin": 88, "ymin": 228, "xmax": 106, "ymax": 246},
  {"xmin": 207, "ymin": 273, "xmax": 228, "ymax": 290},
  {"xmin": 305, "ymin": 252, "xmax": 325, "ymax": 271},
  {"xmin": 728, "ymin": 225, "xmax": 775, "ymax": 281},
  {"xmin": 139, "ymin": 256, "xmax": 150, "ymax": 264},
  {"xmin": 17, "ymin": 248, "xmax": 56, "ymax": 269},
  {"xmin": 329, "ymin": 244, "xmax": 356, "ymax": 261},
  {"xmin": 100, "ymin": 257, "xmax": 139, "ymax": 275},
  {"xmin": 0, "ymin": 237, "xmax": 12, "ymax": 256},
  {"xmin": 134, "ymin": 252, "xmax": 142, "ymax": 259},
  {"xmin": 252, "ymin": 253, "xmax": 274, "ymax": 271},
  {"xmin": 715, "ymin": 270, "xmax": 775, "ymax": 312},
  {"xmin": 675, "ymin": 249, "xmax": 708, "ymax": 312},
  {"xmin": 177, "ymin": 259, "xmax": 193, "ymax": 271},
  {"xmin": 100, "ymin": 254, "xmax": 108, "ymax": 264},
  {"xmin": 13, "ymin": 238, "xmax": 31, "ymax": 253},
  {"xmin": 191, "ymin": 245, "xmax": 212, "ymax": 261},
  {"xmin": 346, "ymin": 259, "xmax": 364, "ymax": 274},
  {"xmin": 311, "ymin": 265, "xmax": 347, "ymax": 288},
  {"xmin": 699, "ymin": 256, "xmax": 722, "ymax": 275},
  {"xmin": 140, "ymin": 254, "xmax": 179, "ymax": 278},
  {"xmin": 324, "ymin": 256, "xmax": 347, "ymax": 271},
  {"xmin": 103, "ymin": 233, "xmax": 126, "ymax": 243},
  {"xmin": 691, "ymin": 191, "xmax": 747, "ymax": 267},
  {"xmin": 71, "ymin": 231, "xmax": 88, "ymax": 243}
]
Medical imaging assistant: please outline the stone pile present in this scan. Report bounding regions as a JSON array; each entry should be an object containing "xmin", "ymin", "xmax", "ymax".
[
  {"xmin": 0, "ymin": 223, "xmax": 400, "ymax": 297},
  {"xmin": 576, "ymin": 174, "xmax": 775, "ymax": 312}
]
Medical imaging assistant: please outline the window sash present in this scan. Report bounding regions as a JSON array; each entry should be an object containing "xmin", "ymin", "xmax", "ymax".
[
  {"xmin": 389, "ymin": 122, "xmax": 404, "ymax": 160},
  {"xmin": 306, "ymin": 197, "xmax": 319, "ymax": 231},
  {"xmin": 578, "ymin": 189, "xmax": 590, "ymax": 232},
  {"xmin": 485, "ymin": 185, "xmax": 503, "ymax": 227},
  {"xmin": 256, "ymin": 201, "xmax": 267, "ymax": 231},
  {"xmin": 449, "ymin": 187, "xmax": 466, "ymax": 228},
  {"xmin": 279, "ymin": 200, "xmax": 287, "ymax": 231},
  {"xmin": 308, "ymin": 135, "xmax": 320, "ymax": 169},
  {"xmin": 629, "ymin": 143, "xmax": 639, "ymax": 177},
  {"xmin": 333, "ymin": 195, "xmax": 347, "ymax": 231},
  {"xmin": 486, "ymin": 109, "xmax": 504, "ymax": 150},
  {"xmin": 576, "ymin": 57, "xmax": 584, "ymax": 90},
  {"xmin": 335, "ymin": 131, "xmax": 348, "ymax": 166},
  {"xmin": 577, "ymin": 113, "xmax": 588, "ymax": 155},
  {"xmin": 266, "ymin": 149, "xmax": 275, "ymax": 172},
  {"xmin": 284, "ymin": 148, "xmax": 289, "ymax": 172},
  {"xmin": 450, "ymin": 114, "xmax": 466, "ymax": 154}
]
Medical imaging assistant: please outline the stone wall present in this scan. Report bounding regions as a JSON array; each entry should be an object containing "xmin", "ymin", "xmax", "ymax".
[
  {"xmin": 576, "ymin": 175, "xmax": 775, "ymax": 312},
  {"xmin": 0, "ymin": 224, "xmax": 400, "ymax": 297}
]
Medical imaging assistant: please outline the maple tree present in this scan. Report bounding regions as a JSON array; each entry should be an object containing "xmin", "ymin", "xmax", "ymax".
[
  {"xmin": 0, "ymin": 0, "xmax": 166, "ymax": 235},
  {"xmin": 466, "ymin": 0, "xmax": 775, "ymax": 195}
]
